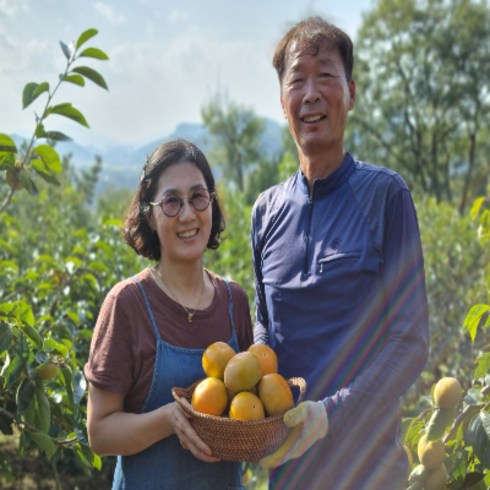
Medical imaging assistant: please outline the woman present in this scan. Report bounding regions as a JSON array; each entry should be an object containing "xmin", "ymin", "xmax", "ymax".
[{"xmin": 84, "ymin": 139, "xmax": 253, "ymax": 489}]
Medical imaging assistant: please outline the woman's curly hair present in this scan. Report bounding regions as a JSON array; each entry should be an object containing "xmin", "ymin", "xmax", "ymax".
[{"xmin": 124, "ymin": 139, "xmax": 225, "ymax": 261}]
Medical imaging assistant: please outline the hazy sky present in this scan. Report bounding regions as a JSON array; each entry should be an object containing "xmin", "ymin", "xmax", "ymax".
[{"xmin": 0, "ymin": 0, "xmax": 373, "ymax": 148}]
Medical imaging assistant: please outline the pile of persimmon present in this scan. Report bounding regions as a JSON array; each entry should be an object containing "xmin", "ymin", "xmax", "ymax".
[{"xmin": 191, "ymin": 342, "xmax": 294, "ymax": 421}]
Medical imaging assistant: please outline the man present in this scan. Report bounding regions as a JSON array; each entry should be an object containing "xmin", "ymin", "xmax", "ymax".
[{"xmin": 251, "ymin": 17, "xmax": 429, "ymax": 489}]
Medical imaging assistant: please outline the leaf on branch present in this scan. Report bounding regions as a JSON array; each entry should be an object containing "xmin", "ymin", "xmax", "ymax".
[
  {"xmin": 76, "ymin": 28, "xmax": 98, "ymax": 49},
  {"xmin": 22, "ymin": 82, "xmax": 49, "ymax": 109},
  {"xmin": 62, "ymin": 73, "xmax": 85, "ymax": 87},
  {"xmin": 466, "ymin": 412, "xmax": 490, "ymax": 469},
  {"xmin": 47, "ymin": 103, "xmax": 89, "ymax": 128},
  {"xmin": 30, "ymin": 160, "xmax": 60, "ymax": 185},
  {"xmin": 426, "ymin": 407, "xmax": 455, "ymax": 441},
  {"xmin": 59, "ymin": 40, "xmax": 73, "ymax": 61},
  {"xmin": 470, "ymin": 197, "xmax": 485, "ymax": 221},
  {"xmin": 32, "ymin": 144, "xmax": 62, "ymax": 174},
  {"xmin": 474, "ymin": 352, "xmax": 490, "ymax": 380},
  {"xmin": 16, "ymin": 378, "xmax": 36, "ymax": 414},
  {"xmin": 0, "ymin": 323, "xmax": 14, "ymax": 354},
  {"xmin": 0, "ymin": 133, "xmax": 17, "ymax": 153},
  {"xmin": 463, "ymin": 304, "xmax": 490, "ymax": 342},
  {"xmin": 71, "ymin": 66, "xmax": 108, "ymax": 90},
  {"xmin": 45, "ymin": 130, "xmax": 72, "ymax": 142},
  {"xmin": 79, "ymin": 47, "xmax": 109, "ymax": 60},
  {"xmin": 0, "ymin": 151, "xmax": 16, "ymax": 170},
  {"xmin": 28, "ymin": 431, "xmax": 57, "ymax": 459}
]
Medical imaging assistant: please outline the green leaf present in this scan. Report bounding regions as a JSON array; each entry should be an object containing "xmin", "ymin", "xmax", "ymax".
[
  {"xmin": 24, "ymin": 387, "xmax": 51, "ymax": 433},
  {"xmin": 62, "ymin": 73, "xmax": 85, "ymax": 87},
  {"xmin": 59, "ymin": 40, "xmax": 72, "ymax": 60},
  {"xmin": 474, "ymin": 352, "xmax": 490, "ymax": 380},
  {"xmin": 16, "ymin": 168, "xmax": 38, "ymax": 195},
  {"xmin": 0, "ymin": 133, "xmax": 17, "ymax": 152},
  {"xmin": 60, "ymin": 366, "xmax": 75, "ymax": 410},
  {"xmin": 0, "ymin": 323, "xmax": 14, "ymax": 353},
  {"xmin": 22, "ymin": 82, "xmax": 49, "ymax": 109},
  {"xmin": 426, "ymin": 407, "xmax": 455, "ymax": 441},
  {"xmin": 21, "ymin": 324, "xmax": 43, "ymax": 349},
  {"xmin": 71, "ymin": 66, "xmax": 108, "ymax": 90},
  {"xmin": 0, "ymin": 150, "xmax": 16, "ymax": 169},
  {"xmin": 47, "ymin": 103, "xmax": 89, "ymax": 127},
  {"xmin": 16, "ymin": 378, "xmax": 35, "ymax": 415},
  {"xmin": 42, "ymin": 338, "xmax": 69, "ymax": 357},
  {"xmin": 466, "ymin": 412, "xmax": 490, "ymax": 469},
  {"xmin": 32, "ymin": 144, "xmax": 62, "ymax": 174},
  {"xmin": 30, "ymin": 160, "xmax": 60, "ymax": 185},
  {"xmin": 76, "ymin": 28, "xmax": 98, "ymax": 49},
  {"xmin": 2, "ymin": 350, "xmax": 28, "ymax": 391},
  {"xmin": 73, "ymin": 370, "xmax": 87, "ymax": 404},
  {"xmin": 45, "ymin": 130, "xmax": 72, "ymax": 142},
  {"xmin": 28, "ymin": 431, "xmax": 57, "ymax": 459},
  {"xmin": 464, "ymin": 304, "xmax": 490, "ymax": 342},
  {"xmin": 1, "ymin": 301, "xmax": 35, "ymax": 327},
  {"xmin": 79, "ymin": 47, "xmax": 109, "ymax": 60},
  {"xmin": 470, "ymin": 197, "xmax": 485, "ymax": 221},
  {"xmin": 35, "ymin": 122, "xmax": 47, "ymax": 138}
]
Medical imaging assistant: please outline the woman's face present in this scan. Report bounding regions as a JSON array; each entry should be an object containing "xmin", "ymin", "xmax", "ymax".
[{"xmin": 149, "ymin": 161, "xmax": 212, "ymax": 266}]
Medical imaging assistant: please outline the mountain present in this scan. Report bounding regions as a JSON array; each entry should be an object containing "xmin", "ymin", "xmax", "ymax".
[{"xmin": 11, "ymin": 118, "xmax": 284, "ymax": 192}]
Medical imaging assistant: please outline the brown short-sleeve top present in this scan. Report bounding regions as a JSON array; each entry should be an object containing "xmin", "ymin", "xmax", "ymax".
[{"xmin": 84, "ymin": 268, "xmax": 254, "ymax": 413}]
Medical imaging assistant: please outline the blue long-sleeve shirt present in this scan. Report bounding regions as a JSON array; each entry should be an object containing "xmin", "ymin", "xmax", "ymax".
[{"xmin": 251, "ymin": 153, "xmax": 429, "ymax": 489}]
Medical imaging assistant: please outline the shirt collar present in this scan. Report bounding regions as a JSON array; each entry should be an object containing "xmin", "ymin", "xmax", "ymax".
[{"xmin": 298, "ymin": 152, "xmax": 355, "ymax": 197}]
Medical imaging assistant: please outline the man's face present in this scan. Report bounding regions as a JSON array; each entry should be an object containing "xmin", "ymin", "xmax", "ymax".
[{"xmin": 280, "ymin": 41, "xmax": 355, "ymax": 159}]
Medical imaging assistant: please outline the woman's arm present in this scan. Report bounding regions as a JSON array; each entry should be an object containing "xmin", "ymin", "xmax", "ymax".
[{"xmin": 86, "ymin": 384, "xmax": 220, "ymax": 462}]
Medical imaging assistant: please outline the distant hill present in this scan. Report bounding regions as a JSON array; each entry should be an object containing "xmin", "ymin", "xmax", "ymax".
[{"xmin": 11, "ymin": 118, "xmax": 284, "ymax": 193}]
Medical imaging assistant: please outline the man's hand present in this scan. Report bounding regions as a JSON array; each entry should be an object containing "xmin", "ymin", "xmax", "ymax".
[{"xmin": 259, "ymin": 400, "xmax": 328, "ymax": 468}]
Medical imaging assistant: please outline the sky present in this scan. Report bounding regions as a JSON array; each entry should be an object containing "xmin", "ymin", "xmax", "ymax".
[{"xmin": 0, "ymin": 0, "xmax": 373, "ymax": 149}]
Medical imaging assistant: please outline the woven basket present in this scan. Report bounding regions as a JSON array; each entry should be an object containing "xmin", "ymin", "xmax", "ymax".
[{"xmin": 172, "ymin": 376, "xmax": 306, "ymax": 462}]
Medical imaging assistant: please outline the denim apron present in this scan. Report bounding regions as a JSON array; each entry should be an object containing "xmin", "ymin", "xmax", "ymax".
[{"xmin": 112, "ymin": 278, "xmax": 244, "ymax": 490}]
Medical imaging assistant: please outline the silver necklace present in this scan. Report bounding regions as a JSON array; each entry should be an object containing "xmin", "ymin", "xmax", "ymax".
[{"xmin": 153, "ymin": 267, "xmax": 205, "ymax": 323}]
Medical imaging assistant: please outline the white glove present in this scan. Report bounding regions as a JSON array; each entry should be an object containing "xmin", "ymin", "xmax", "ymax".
[{"xmin": 259, "ymin": 400, "xmax": 328, "ymax": 468}]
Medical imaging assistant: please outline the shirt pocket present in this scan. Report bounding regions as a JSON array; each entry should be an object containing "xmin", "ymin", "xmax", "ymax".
[{"xmin": 317, "ymin": 249, "xmax": 382, "ymax": 278}]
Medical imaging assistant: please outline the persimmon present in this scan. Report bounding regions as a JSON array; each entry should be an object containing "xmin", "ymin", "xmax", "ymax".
[
  {"xmin": 223, "ymin": 351, "xmax": 262, "ymax": 393},
  {"xmin": 257, "ymin": 373, "xmax": 294, "ymax": 416},
  {"xmin": 202, "ymin": 341, "xmax": 236, "ymax": 380},
  {"xmin": 229, "ymin": 392, "xmax": 265, "ymax": 421},
  {"xmin": 191, "ymin": 377, "xmax": 228, "ymax": 416},
  {"xmin": 248, "ymin": 344, "xmax": 278, "ymax": 376}
]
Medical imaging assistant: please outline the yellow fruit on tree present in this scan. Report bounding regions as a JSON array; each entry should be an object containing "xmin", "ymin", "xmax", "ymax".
[
  {"xmin": 223, "ymin": 351, "xmax": 262, "ymax": 393},
  {"xmin": 191, "ymin": 377, "xmax": 228, "ymax": 416},
  {"xmin": 417, "ymin": 434, "xmax": 445, "ymax": 470},
  {"xmin": 229, "ymin": 391, "xmax": 265, "ymax": 421},
  {"xmin": 248, "ymin": 344, "xmax": 278, "ymax": 376},
  {"xmin": 202, "ymin": 341, "xmax": 236, "ymax": 380},
  {"xmin": 257, "ymin": 373, "xmax": 294, "ymax": 416},
  {"xmin": 433, "ymin": 377, "xmax": 463, "ymax": 409},
  {"xmin": 36, "ymin": 360, "xmax": 59, "ymax": 380},
  {"xmin": 424, "ymin": 463, "xmax": 449, "ymax": 490}
]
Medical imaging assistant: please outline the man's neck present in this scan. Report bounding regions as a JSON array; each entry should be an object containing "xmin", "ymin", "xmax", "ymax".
[{"xmin": 299, "ymin": 149, "xmax": 346, "ymax": 188}]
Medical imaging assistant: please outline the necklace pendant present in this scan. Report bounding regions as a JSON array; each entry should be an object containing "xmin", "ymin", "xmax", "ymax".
[{"xmin": 187, "ymin": 312, "xmax": 194, "ymax": 323}]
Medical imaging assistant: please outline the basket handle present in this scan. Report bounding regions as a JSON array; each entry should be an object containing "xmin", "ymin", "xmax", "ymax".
[{"xmin": 288, "ymin": 377, "xmax": 307, "ymax": 405}]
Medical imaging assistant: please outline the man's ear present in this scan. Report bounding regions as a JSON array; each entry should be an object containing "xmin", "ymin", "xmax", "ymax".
[
  {"xmin": 348, "ymin": 79, "xmax": 356, "ymax": 110},
  {"xmin": 280, "ymin": 92, "xmax": 287, "ymax": 119}
]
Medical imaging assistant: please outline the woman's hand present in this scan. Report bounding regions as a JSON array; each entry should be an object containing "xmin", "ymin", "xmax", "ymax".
[
  {"xmin": 259, "ymin": 400, "xmax": 328, "ymax": 468},
  {"xmin": 171, "ymin": 398, "xmax": 221, "ymax": 462},
  {"xmin": 87, "ymin": 384, "xmax": 220, "ymax": 461}
]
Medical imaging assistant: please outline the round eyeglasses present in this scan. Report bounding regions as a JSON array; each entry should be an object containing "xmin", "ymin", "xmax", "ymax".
[{"xmin": 149, "ymin": 188, "xmax": 215, "ymax": 218}]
